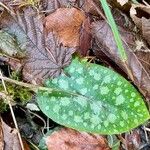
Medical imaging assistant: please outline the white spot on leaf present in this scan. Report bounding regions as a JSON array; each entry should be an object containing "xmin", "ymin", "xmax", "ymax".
[
  {"xmin": 52, "ymin": 78, "xmax": 58, "ymax": 84},
  {"xmin": 60, "ymin": 97, "xmax": 70, "ymax": 106},
  {"xmin": 53, "ymin": 105, "xmax": 60, "ymax": 114},
  {"xmin": 117, "ymin": 81, "xmax": 122, "ymax": 86},
  {"xmin": 100, "ymin": 86, "xmax": 109, "ymax": 95},
  {"xmin": 108, "ymin": 114, "xmax": 117, "ymax": 123},
  {"xmin": 90, "ymin": 102, "xmax": 102, "ymax": 115},
  {"xmin": 116, "ymin": 95, "xmax": 125, "ymax": 105},
  {"xmin": 77, "ymin": 68, "xmax": 83, "ymax": 74},
  {"xmin": 90, "ymin": 115, "xmax": 100, "ymax": 125},
  {"xmin": 80, "ymin": 88, "xmax": 87, "ymax": 95},
  {"xmin": 62, "ymin": 114, "xmax": 67, "ymax": 120},
  {"xmin": 114, "ymin": 87, "xmax": 122, "ymax": 95},
  {"xmin": 120, "ymin": 121, "xmax": 125, "ymax": 127},
  {"xmin": 59, "ymin": 79, "xmax": 69, "ymax": 90},
  {"xmin": 134, "ymin": 101, "xmax": 140, "ymax": 107},
  {"xmin": 76, "ymin": 78, "xmax": 84, "ymax": 85},
  {"xmin": 74, "ymin": 97, "xmax": 87, "ymax": 107},
  {"xmin": 70, "ymin": 67, "xmax": 75, "ymax": 73},
  {"xmin": 121, "ymin": 111, "xmax": 128, "ymax": 119},
  {"xmin": 93, "ymin": 85, "xmax": 99, "ymax": 90},
  {"xmin": 131, "ymin": 92, "xmax": 136, "ymax": 97},
  {"xmin": 83, "ymin": 122, "xmax": 87, "ymax": 127},
  {"xmin": 89, "ymin": 69, "xmax": 95, "ymax": 76},
  {"xmin": 51, "ymin": 97, "xmax": 56, "ymax": 102},
  {"xmin": 45, "ymin": 106, "xmax": 49, "ymax": 110},
  {"xmin": 98, "ymin": 124, "xmax": 101, "ymax": 129},
  {"xmin": 104, "ymin": 121, "xmax": 109, "ymax": 127},
  {"xmin": 68, "ymin": 110, "xmax": 73, "ymax": 116},
  {"xmin": 84, "ymin": 112, "xmax": 90, "ymax": 119},
  {"xmin": 104, "ymin": 75, "xmax": 111, "ymax": 83},
  {"xmin": 74, "ymin": 116, "xmax": 82, "ymax": 123},
  {"xmin": 94, "ymin": 73, "xmax": 101, "ymax": 80}
]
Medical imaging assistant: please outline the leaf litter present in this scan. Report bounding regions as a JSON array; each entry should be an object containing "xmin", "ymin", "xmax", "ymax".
[
  {"xmin": 45, "ymin": 127, "xmax": 110, "ymax": 150},
  {"xmin": 0, "ymin": 0, "xmax": 150, "ymax": 149}
]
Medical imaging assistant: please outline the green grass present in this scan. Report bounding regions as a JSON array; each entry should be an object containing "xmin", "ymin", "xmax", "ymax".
[{"xmin": 100, "ymin": 0, "xmax": 127, "ymax": 61}]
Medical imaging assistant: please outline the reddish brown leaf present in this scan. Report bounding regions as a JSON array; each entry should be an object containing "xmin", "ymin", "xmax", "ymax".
[
  {"xmin": 46, "ymin": 128, "xmax": 110, "ymax": 150},
  {"xmin": 79, "ymin": 16, "xmax": 92, "ymax": 56},
  {"xmin": 45, "ymin": 8, "xmax": 86, "ymax": 47},
  {"xmin": 91, "ymin": 20, "xmax": 150, "ymax": 99}
]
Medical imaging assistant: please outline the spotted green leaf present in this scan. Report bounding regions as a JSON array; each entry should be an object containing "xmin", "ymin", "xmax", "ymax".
[{"xmin": 37, "ymin": 58, "xmax": 150, "ymax": 134}]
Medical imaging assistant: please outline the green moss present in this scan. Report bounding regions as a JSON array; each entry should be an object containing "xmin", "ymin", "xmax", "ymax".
[{"xmin": 0, "ymin": 71, "xmax": 32, "ymax": 112}]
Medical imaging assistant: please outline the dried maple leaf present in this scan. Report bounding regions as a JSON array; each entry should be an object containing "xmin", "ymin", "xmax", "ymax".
[
  {"xmin": 0, "ymin": 8, "xmax": 76, "ymax": 84},
  {"xmin": 91, "ymin": 21, "xmax": 150, "ymax": 99},
  {"xmin": 45, "ymin": 128, "xmax": 110, "ymax": 150},
  {"xmin": 45, "ymin": 7, "xmax": 86, "ymax": 47}
]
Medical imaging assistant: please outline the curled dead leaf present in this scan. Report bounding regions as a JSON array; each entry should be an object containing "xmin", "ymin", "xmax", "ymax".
[
  {"xmin": 45, "ymin": 8, "xmax": 86, "ymax": 47},
  {"xmin": 46, "ymin": 128, "xmax": 110, "ymax": 150},
  {"xmin": 130, "ymin": 4, "xmax": 150, "ymax": 46}
]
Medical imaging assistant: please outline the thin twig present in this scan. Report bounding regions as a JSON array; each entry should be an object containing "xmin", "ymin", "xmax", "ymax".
[
  {"xmin": 0, "ymin": 75, "xmax": 81, "ymax": 97},
  {"xmin": 0, "ymin": 75, "xmax": 52, "ymax": 92},
  {"xmin": 0, "ymin": 70, "xmax": 25, "ymax": 150},
  {"xmin": 143, "ymin": 126, "xmax": 149, "ymax": 142},
  {"xmin": 0, "ymin": 2, "xmax": 15, "ymax": 15}
]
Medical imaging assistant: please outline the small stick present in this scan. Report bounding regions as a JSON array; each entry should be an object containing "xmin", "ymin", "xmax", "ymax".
[{"xmin": 0, "ymin": 70, "xmax": 25, "ymax": 150}]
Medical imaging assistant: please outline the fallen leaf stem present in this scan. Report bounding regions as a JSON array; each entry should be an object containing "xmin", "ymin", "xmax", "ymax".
[{"xmin": 0, "ymin": 75, "xmax": 52, "ymax": 92}]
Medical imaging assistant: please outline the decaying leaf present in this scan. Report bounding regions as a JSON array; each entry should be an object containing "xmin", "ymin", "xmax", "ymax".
[
  {"xmin": 45, "ymin": 128, "xmax": 110, "ymax": 150},
  {"xmin": 124, "ymin": 130, "xmax": 141, "ymax": 150},
  {"xmin": 0, "ymin": 118, "xmax": 4, "ymax": 150},
  {"xmin": 79, "ymin": 16, "xmax": 92, "ymax": 56},
  {"xmin": 130, "ymin": 4, "xmax": 150, "ymax": 47},
  {"xmin": 92, "ymin": 21, "xmax": 150, "ymax": 99},
  {"xmin": 0, "ymin": 8, "xmax": 76, "ymax": 84},
  {"xmin": 45, "ymin": 8, "xmax": 86, "ymax": 47},
  {"xmin": 1, "ymin": 119, "xmax": 21, "ymax": 150},
  {"xmin": 0, "ymin": 30, "xmax": 23, "ymax": 57}
]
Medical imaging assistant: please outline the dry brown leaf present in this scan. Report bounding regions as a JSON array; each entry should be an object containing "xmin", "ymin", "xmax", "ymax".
[
  {"xmin": 45, "ymin": 8, "xmax": 86, "ymax": 47},
  {"xmin": 44, "ymin": 0, "xmax": 85, "ymax": 13},
  {"xmin": 79, "ymin": 16, "xmax": 92, "ymax": 56},
  {"xmin": 1, "ymin": 119, "xmax": 21, "ymax": 150},
  {"xmin": 124, "ymin": 130, "xmax": 141, "ymax": 150},
  {"xmin": 130, "ymin": 4, "xmax": 150, "ymax": 47},
  {"xmin": 0, "ymin": 118, "xmax": 4, "ymax": 150},
  {"xmin": 46, "ymin": 128, "xmax": 110, "ymax": 150},
  {"xmin": 91, "ymin": 20, "xmax": 150, "ymax": 99}
]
